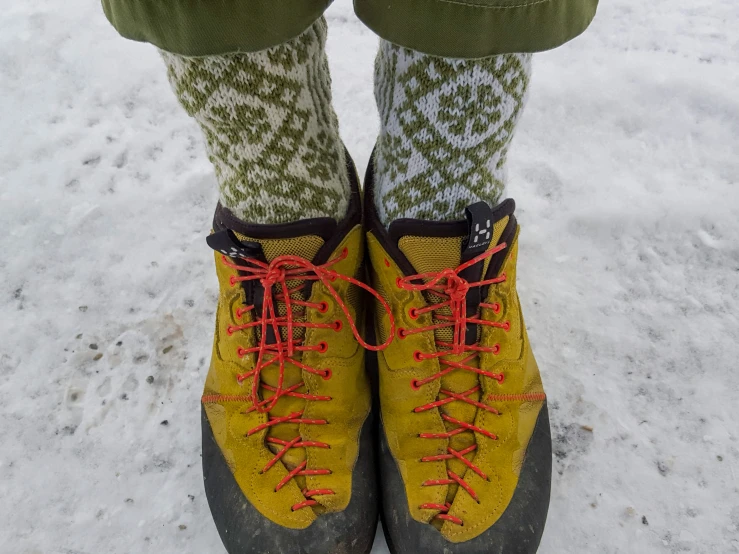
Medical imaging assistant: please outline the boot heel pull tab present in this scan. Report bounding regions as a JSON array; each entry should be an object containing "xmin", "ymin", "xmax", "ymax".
[
  {"xmin": 462, "ymin": 201, "xmax": 494, "ymax": 263},
  {"xmin": 207, "ymin": 229, "xmax": 264, "ymax": 261}
]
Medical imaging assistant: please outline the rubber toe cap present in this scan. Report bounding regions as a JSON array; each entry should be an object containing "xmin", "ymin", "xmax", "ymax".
[
  {"xmin": 202, "ymin": 407, "xmax": 378, "ymax": 554},
  {"xmin": 380, "ymin": 403, "xmax": 552, "ymax": 554}
]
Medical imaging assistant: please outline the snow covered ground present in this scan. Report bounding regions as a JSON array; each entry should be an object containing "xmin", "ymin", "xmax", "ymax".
[{"xmin": 1, "ymin": 0, "xmax": 738, "ymax": 552}]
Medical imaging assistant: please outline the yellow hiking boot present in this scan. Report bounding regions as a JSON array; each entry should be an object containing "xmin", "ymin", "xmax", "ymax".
[
  {"xmin": 200, "ymin": 163, "xmax": 391, "ymax": 554},
  {"xmin": 364, "ymin": 163, "xmax": 552, "ymax": 554}
]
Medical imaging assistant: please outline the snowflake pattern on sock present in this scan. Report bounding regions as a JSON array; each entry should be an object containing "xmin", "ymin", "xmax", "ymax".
[
  {"xmin": 160, "ymin": 19, "xmax": 349, "ymax": 224},
  {"xmin": 374, "ymin": 42, "xmax": 532, "ymax": 225}
]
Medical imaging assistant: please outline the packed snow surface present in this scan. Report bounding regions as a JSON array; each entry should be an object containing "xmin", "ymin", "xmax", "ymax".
[{"xmin": 1, "ymin": 1, "xmax": 738, "ymax": 553}]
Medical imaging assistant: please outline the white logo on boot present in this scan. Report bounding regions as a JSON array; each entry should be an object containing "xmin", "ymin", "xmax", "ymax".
[{"xmin": 473, "ymin": 220, "xmax": 491, "ymax": 244}]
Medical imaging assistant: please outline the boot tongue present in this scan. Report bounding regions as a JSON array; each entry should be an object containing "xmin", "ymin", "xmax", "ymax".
[
  {"xmin": 390, "ymin": 201, "xmax": 514, "ymax": 301},
  {"xmin": 389, "ymin": 201, "xmax": 515, "ymax": 502},
  {"xmin": 235, "ymin": 232, "xmax": 326, "ymax": 264},
  {"xmin": 390, "ymin": 200, "xmax": 513, "ymax": 350},
  {"xmin": 390, "ymin": 223, "xmax": 464, "ymax": 277}
]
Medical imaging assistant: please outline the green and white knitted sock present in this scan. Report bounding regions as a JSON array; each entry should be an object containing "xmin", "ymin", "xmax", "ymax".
[
  {"xmin": 160, "ymin": 19, "xmax": 350, "ymax": 224},
  {"xmin": 373, "ymin": 42, "xmax": 532, "ymax": 225}
]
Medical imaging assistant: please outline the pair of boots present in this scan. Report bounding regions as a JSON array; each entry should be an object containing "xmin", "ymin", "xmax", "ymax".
[{"xmin": 200, "ymin": 151, "xmax": 551, "ymax": 554}]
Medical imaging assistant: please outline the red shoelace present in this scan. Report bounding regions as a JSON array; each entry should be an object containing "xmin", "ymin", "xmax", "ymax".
[
  {"xmin": 203, "ymin": 247, "xmax": 394, "ymax": 512},
  {"xmin": 396, "ymin": 244, "xmax": 510, "ymax": 526}
]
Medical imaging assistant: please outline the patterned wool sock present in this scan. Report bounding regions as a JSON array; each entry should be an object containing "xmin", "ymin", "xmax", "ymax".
[
  {"xmin": 160, "ymin": 18, "xmax": 350, "ymax": 224},
  {"xmin": 373, "ymin": 41, "xmax": 532, "ymax": 225}
]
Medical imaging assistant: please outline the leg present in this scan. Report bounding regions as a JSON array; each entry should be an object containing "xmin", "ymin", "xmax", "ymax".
[
  {"xmin": 359, "ymin": 0, "xmax": 597, "ymax": 551},
  {"xmin": 159, "ymin": 20, "xmax": 350, "ymax": 224},
  {"xmin": 103, "ymin": 1, "xmax": 349, "ymax": 224},
  {"xmin": 373, "ymin": 45, "xmax": 532, "ymax": 224},
  {"xmin": 364, "ymin": 0, "xmax": 598, "ymax": 224},
  {"xmin": 101, "ymin": 4, "xmax": 379, "ymax": 554}
]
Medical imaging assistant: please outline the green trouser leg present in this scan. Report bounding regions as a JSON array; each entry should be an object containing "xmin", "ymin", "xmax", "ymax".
[
  {"xmin": 355, "ymin": 0, "xmax": 599, "ymax": 58},
  {"xmin": 102, "ymin": 0, "xmax": 598, "ymax": 60},
  {"xmin": 102, "ymin": 0, "xmax": 333, "ymax": 55}
]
